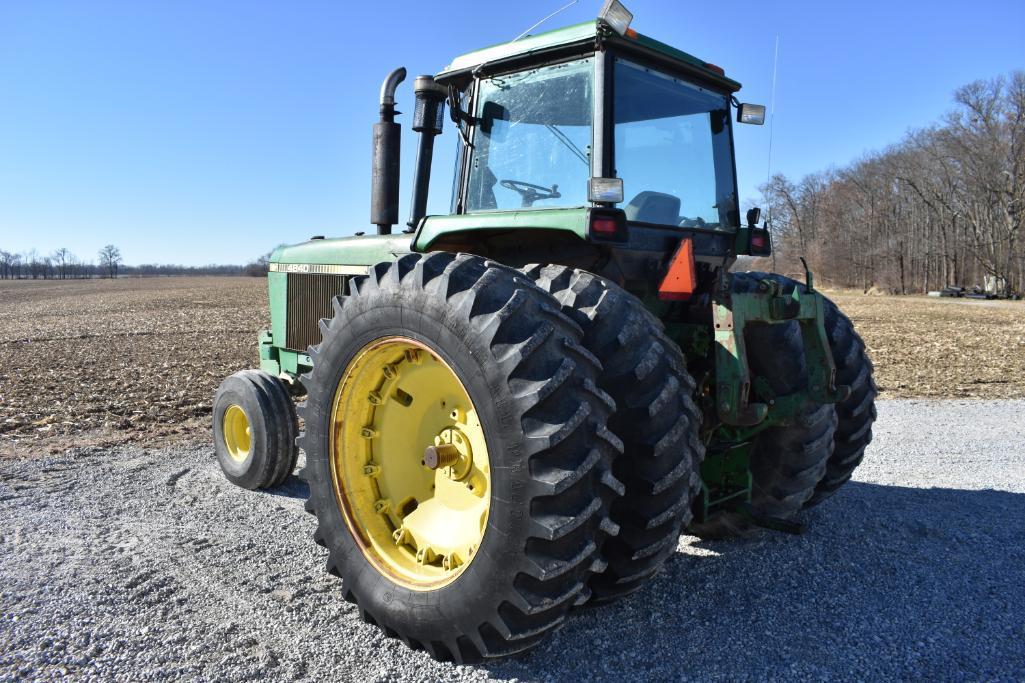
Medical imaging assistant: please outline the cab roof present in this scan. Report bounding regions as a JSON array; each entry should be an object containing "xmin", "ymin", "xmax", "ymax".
[{"xmin": 436, "ymin": 20, "xmax": 741, "ymax": 92}]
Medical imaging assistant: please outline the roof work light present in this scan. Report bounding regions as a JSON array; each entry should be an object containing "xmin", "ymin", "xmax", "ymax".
[{"xmin": 598, "ymin": 0, "xmax": 633, "ymax": 36}]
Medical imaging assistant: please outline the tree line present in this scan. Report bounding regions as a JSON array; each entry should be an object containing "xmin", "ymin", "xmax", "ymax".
[
  {"xmin": 759, "ymin": 71, "xmax": 1024, "ymax": 295},
  {"xmin": 0, "ymin": 244, "xmax": 268, "ymax": 279}
]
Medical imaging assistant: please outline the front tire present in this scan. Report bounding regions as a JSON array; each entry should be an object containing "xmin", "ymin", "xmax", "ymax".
[
  {"xmin": 299, "ymin": 253, "xmax": 622, "ymax": 662},
  {"xmin": 213, "ymin": 370, "xmax": 298, "ymax": 490}
]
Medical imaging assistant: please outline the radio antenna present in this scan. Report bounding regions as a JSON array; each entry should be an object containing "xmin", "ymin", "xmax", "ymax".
[
  {"xmin": 766, "ymin": 34, "xmax": 780, "ymax": 185},
  {"xmin": 766, "ymin": 34, "xmax": 780, "ymax": 270},
  {"xmin": 512, "ymin": 0, "xmax": 580, "ymax": 42}
]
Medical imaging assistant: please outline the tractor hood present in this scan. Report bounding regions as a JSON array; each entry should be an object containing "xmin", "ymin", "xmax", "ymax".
[{"xmin": 269, "ymin": 234, "xmax": 412, "ymax": 269}]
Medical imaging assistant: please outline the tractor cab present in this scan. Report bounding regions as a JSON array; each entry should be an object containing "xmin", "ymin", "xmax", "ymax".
[
  {"xmin": 439, "ymin": 20, "xmax": 743, "ymax": 223},
  {"xmin": 400, "ymin": 13, "xmax": 768, "ymax": 282}
]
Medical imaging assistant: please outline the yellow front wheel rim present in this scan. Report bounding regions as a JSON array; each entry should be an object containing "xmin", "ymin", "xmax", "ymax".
[
  {"xmin": 330, "ymin": 337, "xmax": 491, "ymax": 591},
  {"xmin": 223, "ymin": 404, "xmax": 252, "ymax": 462}
]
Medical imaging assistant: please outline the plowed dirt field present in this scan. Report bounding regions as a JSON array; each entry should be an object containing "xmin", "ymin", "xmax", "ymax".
[{"xmin": 1, "ymin": 277, "xmax": 1022, "ymax": 457}]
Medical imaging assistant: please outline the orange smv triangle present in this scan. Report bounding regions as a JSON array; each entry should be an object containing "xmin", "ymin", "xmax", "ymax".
[{"xmin": 658, "ymin": 237, "xmax": 697, "ymax": 301}]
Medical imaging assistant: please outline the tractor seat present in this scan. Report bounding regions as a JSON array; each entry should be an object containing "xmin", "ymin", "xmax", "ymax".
[{"xmin": 624, "ymin": 191, "xmax": 681, "ymax": 226}]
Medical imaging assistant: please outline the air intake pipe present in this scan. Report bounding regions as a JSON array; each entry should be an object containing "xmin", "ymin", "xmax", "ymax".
[
  {"xmin": 406, "ymin": 75, "xmax": 447, "ymax": 231},
  {"xmin": 371, "ymin": 67, "xmax": 406, "ymax": 235}
]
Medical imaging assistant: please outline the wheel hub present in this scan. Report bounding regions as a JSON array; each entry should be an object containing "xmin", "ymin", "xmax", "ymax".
[
  {"xmin": 222, "ymin": 404, "xmax": 251, "ymax": 462},
  {"xmin": 423, "ymin": 427, "xmax": 473, "ymax": 480},
  {"xmin": 329, "ymin": 337, "xmax": 491, "ymax": 590}
]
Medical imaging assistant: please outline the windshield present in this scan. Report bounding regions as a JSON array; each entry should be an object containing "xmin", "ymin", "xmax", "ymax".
[
  {"xmin": 465, "ymin": 57, "xmax": 592, "ymax": 212},
  {"xmin": 613, "ymin": 59, "xmax": 737, "ymax": 229}
]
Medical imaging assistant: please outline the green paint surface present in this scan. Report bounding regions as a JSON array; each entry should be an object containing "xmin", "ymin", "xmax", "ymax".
[
  {"xmin": 270, "ymin": 234, "xmax": 412, "ymax": 266},
  {"xmin": 414, "ymin": 208, "xmax": 589, "ymax": 251},
  {"xmin": 268, "ymin": 271, "xmax": 287, "ymax": 349}
]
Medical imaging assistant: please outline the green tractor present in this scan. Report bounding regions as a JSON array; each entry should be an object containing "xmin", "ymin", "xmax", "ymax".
[{"xmin": 213, "ymin": 2, "xmax": 876, "ymax": 662}]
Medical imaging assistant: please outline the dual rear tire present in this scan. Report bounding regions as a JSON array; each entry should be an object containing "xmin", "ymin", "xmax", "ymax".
[
  {"xmin": 689, "ymin": 272, "xmax": 877, "ymax": 538},
  {"xmin": 299, "ymin": 253, "xmax": 625, "ymax": 661},
  {"xmin": 295, "ymin": 254, "xmax": 707, "ymax": 661}
]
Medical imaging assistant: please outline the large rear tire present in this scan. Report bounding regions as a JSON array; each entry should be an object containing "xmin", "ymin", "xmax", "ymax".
[
  {"xmin": 523, "ymin": 265, "xmax": 704, "ymax": 601},
  {"xmin": 806, "ymin": 295, "xmax": 878, "ymax": 507},
  {"xmin": 726, "ymin": 272, "xmax": 877, "ymax": 509},
  {"xmin": 689, "ymin": 273, "xmax": 837, "ymax": 538},
  {"xmin": 299, "ymin": 253, "xmax": 622, "ymax": 662}
]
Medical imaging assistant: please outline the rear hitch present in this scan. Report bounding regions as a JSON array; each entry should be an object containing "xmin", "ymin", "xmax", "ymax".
[{"xmin": 714, "ymin": 271, "xmax": 849, "ymax": 428}]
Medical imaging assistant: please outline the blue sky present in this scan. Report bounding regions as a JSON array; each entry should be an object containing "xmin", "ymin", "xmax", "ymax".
[{"xmin": 1, "ymin": 0, "xmax": 1022, "ymax": 266}]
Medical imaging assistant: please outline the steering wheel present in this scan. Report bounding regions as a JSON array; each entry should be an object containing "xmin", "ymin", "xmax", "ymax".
[{"xmin": 499, "ymin": 179, "xmax": 561, "ymax": 208}]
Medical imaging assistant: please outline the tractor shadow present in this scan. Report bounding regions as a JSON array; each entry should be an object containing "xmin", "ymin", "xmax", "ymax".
[
  {"xmin": 482, "ymin": 482, "xmax": 1025, "ymax": 681},
  {"xmin": 264, "ymin": 474, "xmax": 309, "ymax": 500}
]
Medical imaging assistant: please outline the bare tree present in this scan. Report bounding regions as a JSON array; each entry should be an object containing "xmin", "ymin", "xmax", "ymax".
[
  {"xmin": 98, "ymin": 245, "xmax": 122, "ymax": 279},
  {"xmin": 52, "ymin": 248, "xmax": 72, "ymax": 279},
  {"xmin": 25, "ymin": 249, "xmax": 44, "ymax": 279},
  {"xmin": 0, "ymin": 250, "xmax": 13, "ymax": 279},
  {"xmin": 760, "ymin": 70, "xmax": 1025, "ymax": 295}
]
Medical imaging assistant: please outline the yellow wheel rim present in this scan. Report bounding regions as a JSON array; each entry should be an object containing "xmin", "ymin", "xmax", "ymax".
[
  {"xmin": 223, "ymin": 404, "xmax": 252, "ymax": 462},
  {"xmin": 329, "ymin": 337, "xmax": 491, "ymax": 591}
]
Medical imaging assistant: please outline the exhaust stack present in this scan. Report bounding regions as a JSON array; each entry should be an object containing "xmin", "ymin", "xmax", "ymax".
[
  {"xmin": 407, "ymin": 75, "xmax": 447, "ymax": 231},
  {"xmin": 371, "ymin": 67, "xmax": 406, "ymax": 235}
]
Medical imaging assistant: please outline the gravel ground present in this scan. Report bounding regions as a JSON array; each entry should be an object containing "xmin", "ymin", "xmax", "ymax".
[{"xmin": 2, "ymin": 399, "xmax": 1024, "ymax": 681}]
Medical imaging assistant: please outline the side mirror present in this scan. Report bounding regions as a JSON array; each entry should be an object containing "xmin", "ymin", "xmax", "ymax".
[
  {"xmin": 480, "ymin": 101, "xmax": 509, "ymax": 141},
  {"xmin": 737, "ymin": 103, "xmax": 766, "ymax": 125},
  {"xmin": 746, "ymin": 207, "xmax": 762, "ymax": 227}
]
